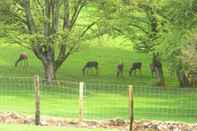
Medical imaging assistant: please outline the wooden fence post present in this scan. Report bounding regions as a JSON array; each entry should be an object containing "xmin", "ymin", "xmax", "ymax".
[
  {"xmin": 128, "ymin": 85, "xmax": 134, "ymax": 131},
  {"xmin": 79, "ymin": 82, "xmax": 84, "ymax": 122},
  {"xmin": 34, "ymin": 75, "xmax": 40, "ymax": 125}
]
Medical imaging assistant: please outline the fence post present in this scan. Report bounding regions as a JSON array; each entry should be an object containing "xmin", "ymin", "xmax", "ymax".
[
  {"xmin": 34, "ymin": 75, "xmax": 40, "ymax": 125},
  {"xmin": 79, "ymin": 82, "xmax": 84, "ymax": 122},
  {"xmin": 128, "ymin": 85, "xmax": 134, "ymax": 131}
]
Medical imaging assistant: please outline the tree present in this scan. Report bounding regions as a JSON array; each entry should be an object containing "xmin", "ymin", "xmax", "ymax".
[
  {"xmin": 0, "ymin": 0, "xmax": 109, "ymax": 82},
  {"xmin": 180, "ymin": 34, "xmax": 197, "ymax": 72},
  {"xmin": 156, "ymin": 0, "xmax": 197, "ymax": 87},
  {"xmin": 105, "ymin": 0, "xmax": 166, "ymax": 86}
]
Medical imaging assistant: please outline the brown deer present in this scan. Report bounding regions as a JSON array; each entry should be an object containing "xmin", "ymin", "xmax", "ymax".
[
  {"xmin": 129, "ymin": 62, "xmax": 142, "ymax": 76},
  {"xmin": 82, "ymin": 61, "xmax": 98, "ymax": 76},
  {"xmin": 15, "ymin": 52, "xmax": 28, "ymax": 67},
  {"xmin": 116, "ymin": 63, "xmax": 124, "ymax": 78},
  {"xmin": 149, "ymin": 63, "xmax": 156, "ymax": 78},
  {"xmin": 188, "ymin": 71, "xmax": 197, "ymax": 88}
]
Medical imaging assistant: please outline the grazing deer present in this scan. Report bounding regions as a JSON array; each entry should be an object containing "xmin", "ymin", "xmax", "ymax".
[
  {"xmin": 149, "ymin": 63, "xmax": 156, "ymax": 78},
  {"xmin": 188, "ymin": 71, "xmax": 197, "ymax": 88},
  {"xmin": 82, "ymin": 61, "xmax": 98, "ymax": 76},
  {"xmin": 116, "ymin": 63, "xmax": 124, "ymax": 78},
  {"xmin": 15, "ymin": 52, "xmax": 28, "ymax": 67},
  {"xmin": 129, "ymin": 62, "xmax": 142, "ymax": 76}
]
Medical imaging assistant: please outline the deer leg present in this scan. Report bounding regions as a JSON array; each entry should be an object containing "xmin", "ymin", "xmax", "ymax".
[
  {"xmin": 15, "ymin": 58, "xmax": 22, "ymax": 67},
  {"xmin": 130, "ymin": 69, "xmax": 133, "ymax": 77},
  {"xmin": 117, "ymin": 71, "xmax": 119, "ymax": 78},
  {"xmin": 129, "ymin": 70, "xmax": 131, "ymax": 76},
  {"xmin": 87, "ymin": 69, "xmax": 89, "ymax": 75},
  {"xmin": 24, "ymin": 60, "xmax": 27, "ymax": 67},
  {"xmin": 152, "ymin": 71, "xmax": 154, "ymax": 78},
  {"xmin": 95, "ymin": 67, "xmax": 98, "ymax": 75},
  {"xmin": 26, "ymin": 60, "xmax": 29, "ymax": 67},
  {"xmin": 121, "ymin": 70, "xmax": 123, "ymax": 77}
]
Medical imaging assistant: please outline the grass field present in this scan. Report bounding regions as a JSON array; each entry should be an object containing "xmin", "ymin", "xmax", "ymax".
[
  {"xmin": 0, "ymin": 38, "xmax": 196, "ymax": 124},
  {"xmin": 0, "ymin": 124, "xmax": 117, "ymax": 131},
  {"xmin": 0, "ymin": 38, "xmax": 177, "ymax": 85}
]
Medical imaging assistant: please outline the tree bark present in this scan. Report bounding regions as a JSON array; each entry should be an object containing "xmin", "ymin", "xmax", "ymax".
[
  {"xmin": 152, "ymin": 53, "xmax": 165, "ymax": 87},
  {"xmin": 155, "ymin": 65, "xmax": 165, "ymax": 86},
  {"xmin": 176, "ymin": 69, "xmax": 190, "ymax": 88},
  {"xmin": 43, "ymin": 61, "xmax": 55, "ymax": 83}
]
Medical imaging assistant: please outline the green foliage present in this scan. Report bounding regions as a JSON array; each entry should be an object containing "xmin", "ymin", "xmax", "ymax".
[
  {"xmin": 180, "ymin": 33, "xmax": 197, "ymax": 71},
  {"xmin": 155, "ymin": 0, "xmax": 197, "ymax": 71}
]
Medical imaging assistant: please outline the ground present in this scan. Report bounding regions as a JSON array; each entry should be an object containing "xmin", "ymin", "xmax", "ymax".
[
  {"xmin": 0, "ymin": 37, "xmax": 177, "ymax": 85},
  {"xmin": 0, "ymin": 112, "xmax": 197, "ymax": 131},
  {"xmin": 0, "ymin": 37, "xmax": 196, "ymax": 129},
  {"xmin": 0, "ymin": 124, "xmax": 117, "ymax": 131}
]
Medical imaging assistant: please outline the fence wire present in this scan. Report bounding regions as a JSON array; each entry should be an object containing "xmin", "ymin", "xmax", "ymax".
[
  {"xmin": 40, "ymin": 79, "xmax": 79, "ymax": 118},
  {"xmin": 84, "ymin": 82, "xmax": 128, "ymax": 120},
  {"xmin": 0, "ymin": 76, "xmax": 196, "ymax": 123},
  {"xmin": 134, "ymin": 86, "xmax": 197, "ymax": 123},
  {"xmin": 0, "ymin": 76, "xmax": 34, "ymax": 115}
]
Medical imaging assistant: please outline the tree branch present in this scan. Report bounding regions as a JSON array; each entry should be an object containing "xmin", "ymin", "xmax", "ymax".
[
  {"xmin": 22, "ymin": 0, "xmax": 36, "ymax": 33},
  {"xmin": 51, "ymin": 0, "xmax": 61, "ymax": 33},
  {"xmin": 79, "ymin": 21, "xmax": 96, "ymax": 38},
  {"xmin": 35, "ymin": 0, "xmax": 44, "ymax": 15},
  {"xmin": 6, "ymin": 34, "xmax": 32, "ymax": 50},
  {"xmin": 128, "ymin": 23, "xmax": 148, "ymax": 34},
  {"xmin": 44, "ymin": 0, "xmax": 51, "ymax": 36},
  {"xmin": 63, "ymin": 0, "xmax": 70, "ymax": 29},
  {"xmin": 55, "ymin": 21, "xmax": 96, "ymax": 70},
  {"xmin": 7, "ymin": 9, "xmax": 27, "ymax": 25},
  {"xmin": 69, "ymin": 0, "xmax": 86, "ymax": 29}
]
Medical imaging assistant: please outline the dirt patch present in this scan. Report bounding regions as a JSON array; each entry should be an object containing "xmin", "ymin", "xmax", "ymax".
[{"xmin": 0, "ymin": 112, "xmax": 196, "ymax": 131}]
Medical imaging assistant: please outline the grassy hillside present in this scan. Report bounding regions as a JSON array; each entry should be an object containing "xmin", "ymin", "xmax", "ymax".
[
  {"xmin": 0, "ymin": 37, "xmax": 196, "ymax": 123},
  {"xmin": 0, "ymin": 37, "xmax": 177, "ymax": 86}
]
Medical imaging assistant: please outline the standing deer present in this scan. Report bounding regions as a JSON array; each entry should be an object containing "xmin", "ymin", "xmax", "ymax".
[
  {"xmin": 129, "ymin": 62, "xmax": 142, "ymax": 76},
  {"xmin": 149, "ymin": 63, "xmax": 156, "ymax": 78},
  {"xmin": 82, "ymin": 61, "xmax": 98, "ymax": 76},
  {"xmin": 188, "ymin": 71, "xmax": 197, "ymax": 88},
  {"xmin": 116, "ymin": 63, "xmax": 124, "ymax": 78},
  {"xmin": 15, "ymin": 52, "xmax": 28, "ymax": 67}
]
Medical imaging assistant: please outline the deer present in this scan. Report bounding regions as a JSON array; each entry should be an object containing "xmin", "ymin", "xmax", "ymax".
[
  {"xmin": 15, "ymin": 52, "xmax": 28, "ymax": 67},
  {"xmin": 187, "ymin": 71, "xmax": 197, "ymax": 88},
  {"xmin": 149, "ymin": 63, "xmax": 156, "ymax": 78},
  {"xmin": 82, "ymin": 61, "xmax": 98, "ymax": 76},
  {"xmin": 129, "ymin": 62, "xmax": 142, "ymax": 76},
  {"xmin": 116, "ymin": 63, "xmax": 124, "ymax": 78}
]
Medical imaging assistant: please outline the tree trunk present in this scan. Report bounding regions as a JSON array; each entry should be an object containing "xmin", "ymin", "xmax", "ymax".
[
  {"xmin": 155, "ymin": 65, "xmax": 165, "ymax": 87},
  {"xmin": 176, "ymin": 69, "xmax": 190, "ymax": 88},
  {"xmin": 176, "ymin": 62, "xmax": 190, "ymax": 88},
  {"xmin": 43, "ymin": 61, "xmax": 55, "ymax": 83},
  {"xmin": 152, "ymin": 52, "xmax": 165, "ymax": 87}
]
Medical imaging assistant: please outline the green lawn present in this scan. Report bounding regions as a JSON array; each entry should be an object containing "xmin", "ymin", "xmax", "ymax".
[
  {"xmin": 0, "ymin": 124, "xmax": 117, "ymax": 131},
  {"xmin": 0, "ymin": 40, "xmax": 196, "ymax": 124}
]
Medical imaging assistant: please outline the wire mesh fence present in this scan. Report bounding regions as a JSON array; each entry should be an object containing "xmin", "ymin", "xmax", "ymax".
[
  {"xmin": 0, "ymin": 76, "xmax": 34, "ymax": 115},
  {"xmin": 134, "ymin": 85, "xmax": 197, "ymax": 123},
  {"xmin": 40, "ymin": 79, "xmax": 79, "ymax": 118},
  {"xmin": 0, "ymin": 75, "xmax": 196, "ymax": 124}
]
